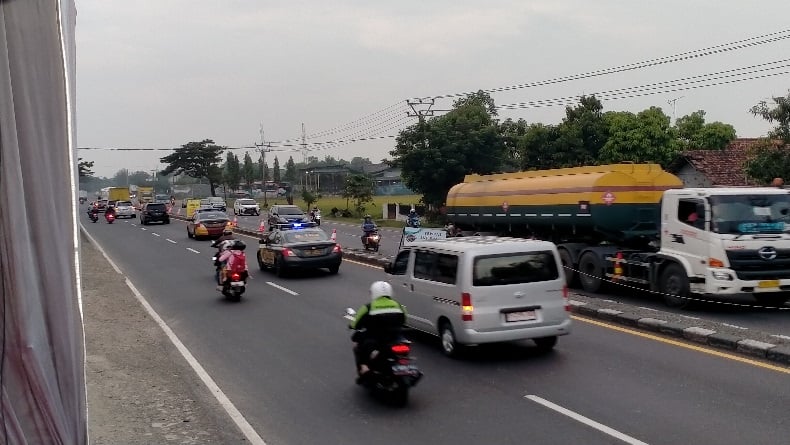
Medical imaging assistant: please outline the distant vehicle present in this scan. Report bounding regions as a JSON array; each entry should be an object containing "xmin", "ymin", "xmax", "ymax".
[
  {"xmin": 114, "ymin": 201, "xmax": 136, "ymax": 219},
  {"xmin": 79, "ymin": 190, "xmax": 88, "ymax": 204},
  {"xmin": 234, "ymin": 198, "xmax": 260, "ymax": 216},
  {"xmin": 257, "ymin": 222, "xmax": 342, "ymax": 276},
  {"xmin": 100, "ymin": 186, "xmax": 130, "ymax": 203},
  {"xmin": 187, "ymin": 211, "xmax": 230, "ymax": 240},
  {"xmin": 267, "ymin": 204, "xmax": 307, "ymax": 227},
  {"xmin": 154, "ymin": 194, "xmax": 170, "ymax": 203},
  {"xmin": 202, "ymin": 197, "xmax": 227, "ymax": 212},
  {"xmin": 95, "ymin": 199, "xmax": 109, "ymax": 212},
  {"xmin": 139, "ymin": 202, "xmax": 170, "ymax": 225}
]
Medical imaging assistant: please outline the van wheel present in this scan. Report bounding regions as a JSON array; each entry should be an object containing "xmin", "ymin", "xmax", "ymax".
[
  {"xmin": 558, "ymin": 249, "xmax": 578, "ymax": 288},
  {"xmin": 578, "ymin": 251, "xmax": 603, "ymax": 293},
  {"xmin": 660, "ymin": 263, "xmax": 692, "ymax": 309},
  {"xmin": 439, "ymin": 321, "xmax": 461, "ymax": 357},
  {"xmin": 533, "ymin": 336, "xmax": 557, "ymax": 353}
]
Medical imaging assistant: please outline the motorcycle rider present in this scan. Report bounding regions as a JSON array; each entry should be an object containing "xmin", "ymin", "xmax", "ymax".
[
  {"xmin": 211, "ymin": 228, "xmax": 236, "ymax": 287},
  {"xmin": 349, "ymin": 281, "xmax": 407, "ymax": 383},
  {"xmin": 310, "ymin": 206, "xmax": 320, "ymax": 221},
  {"xmin": 104, "ymin": 204, "xmax": 116, "ymax": 220},
  {"xmin": 216, "ymin": 239, "xmax": 247, "ymax": 289},
  {"xmin": 87, "ymin": 202, "xmax": 99, "ymax": 220},
  {"xmin": 361, "ymin": 215, "xmax": 377, "ymax": 245},
  {"xmin": 407, "ymin": 209, "xmax": 420, "ymax": 228}
]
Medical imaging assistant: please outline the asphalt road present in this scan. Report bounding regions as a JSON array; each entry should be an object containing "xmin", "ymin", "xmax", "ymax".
[{"xmin": 84, "ymin": 215, "xmax": 790, "ymax": 445}]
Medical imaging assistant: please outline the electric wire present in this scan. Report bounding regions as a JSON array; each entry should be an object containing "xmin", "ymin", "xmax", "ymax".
[{"xmin": 428, "ymin": 28, "xmax": 790, "ymax": 100}]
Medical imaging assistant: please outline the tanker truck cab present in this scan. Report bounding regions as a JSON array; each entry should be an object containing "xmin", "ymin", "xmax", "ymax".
[
  {"xmin": 659, "ymin": 187, "xmax": 790, "ymax": 306},
  {"xmin": 384, "ymin": 237, "xmax": 572, "ymax": 357}
]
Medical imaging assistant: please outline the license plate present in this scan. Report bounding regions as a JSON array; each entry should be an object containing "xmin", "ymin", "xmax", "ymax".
[
  {"xmin": 505, "ymin": 310, "xmax": 537, "ymax": 322},
  {"xmin": 392, "ymin": 364, "xmax": 418, "ymax": 376},
  {"xmin": 305, "ymin": 249, "xmax": 322, "ymax": 256},
  {"xmin": 230, "ymin": 281, "xmax": 245, "ymax": 287},
  {"xmin": 758, "ymin": 280, "xmax": 780, "ymax": 288}
]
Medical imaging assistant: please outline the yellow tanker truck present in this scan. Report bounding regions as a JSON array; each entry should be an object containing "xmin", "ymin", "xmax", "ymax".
[{"xmin": 446, "ymin": 163, "xmax": 790, "ymax": 308}]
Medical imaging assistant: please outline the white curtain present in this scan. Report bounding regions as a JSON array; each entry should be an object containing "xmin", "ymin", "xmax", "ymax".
[{"xmin": 0, "ymin": 0, "xmax": 86, "ymax": 443}]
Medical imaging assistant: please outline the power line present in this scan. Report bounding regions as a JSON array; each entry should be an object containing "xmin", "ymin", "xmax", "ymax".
[{"xmin": 428, "ymin": 28, "xmax": 790, "ymax": 100}]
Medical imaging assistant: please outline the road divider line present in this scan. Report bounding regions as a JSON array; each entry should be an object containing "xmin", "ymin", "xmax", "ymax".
[
  {"xmin": 166, "ymin": 239, "xmax": 177, "ymax": 244},
  {"xmin": 124, "ymin": 278, "xmax": 267, "ymax": 445},
  {"xmin": 525, "ymin": 395, "xmax": 649, "ymax": 445},
  {"xmin": 152, "ymin": 233, "xmax": 161, "ymax": 237},
  {"xmin": 342, "ymin": 258, "xmax": 384, "ymax": 269},
  {"xmin": 187, "ymin": 248, "xmax": 200, "ymax": 254},
  {"xmin": 266, "ymin": 282, "xmax": 298, "ymax": 295},
  {"xmin": 573, "ymin": 315, "xmax": 790, "ymax": 374},
  {"xmin": 130, "ymin": 224, "xmax": 137, "ymax": 227},
  {"xmin": 140, "ymin": 227, "xmax": 147, "ymax": 231}
]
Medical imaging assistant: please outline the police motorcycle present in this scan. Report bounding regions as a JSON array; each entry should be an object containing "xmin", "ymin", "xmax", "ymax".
[
  {"xmin": 362, "ymin": 230, "xmax": 381, "ymax": 252},
  {"xmin": 344, "ymin": 308, "xmax": 423, "ymax": 406},
  {"xmin": 310, "ymin": 208, "xmax": 322, "ymax": 226}
]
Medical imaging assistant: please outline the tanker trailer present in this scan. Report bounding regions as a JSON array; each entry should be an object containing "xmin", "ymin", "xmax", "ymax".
[{"xmin": 447, "ymin": 163, "xmax": 790, "ymax": 308}]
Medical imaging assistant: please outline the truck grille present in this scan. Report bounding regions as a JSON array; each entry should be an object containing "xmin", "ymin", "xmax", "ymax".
[{"xmin": 725, "ymin": 249, "xmax": 790, "ymax": 280}]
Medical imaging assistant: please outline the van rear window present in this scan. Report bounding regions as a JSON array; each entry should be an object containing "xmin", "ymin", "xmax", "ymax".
[{"xmin": 473, "ymin": 251, "xmax": 559, "ymax": 286}]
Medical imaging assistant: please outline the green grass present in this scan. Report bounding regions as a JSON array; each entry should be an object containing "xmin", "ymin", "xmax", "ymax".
[{"xmin": 227, "ymin": 194, "xmax": 434, "ymax": 227}]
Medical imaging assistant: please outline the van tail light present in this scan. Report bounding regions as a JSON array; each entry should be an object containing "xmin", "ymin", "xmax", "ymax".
[
  {"xmin": 461, "ymin": 292, "xmax": 473, "ymax": 321},
  {"xmin": 332, "ymin": 244, "xmax": 342, "ymax": 253},
  {"xmin": 282, "ymin": 247, "xmax": 295, "ymax": 257},
  {"xmin": 563, "ymin": 285, "xmax": 570, "ymax": 312},
  {"xmin": 391, "ymin": 344, "xmax": 410, "ymax": 355}
]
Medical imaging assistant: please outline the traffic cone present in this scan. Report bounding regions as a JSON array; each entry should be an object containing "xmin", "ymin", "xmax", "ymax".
[
  {"xmin": 258, "ymin": 219, "xmax": 265, "ymax": 232},
  {"xmin": 331, "ymin": 229, "xmax": 337, "ymax": 241},
  {"xmin": 612, "ymin": 252, "xmax": 624, "ymax": 281}
]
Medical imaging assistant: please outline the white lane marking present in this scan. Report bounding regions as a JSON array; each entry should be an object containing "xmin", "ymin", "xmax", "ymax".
[
  {"xmin": 81, "ymin": 227, "xmax": 121, "ymax": 274},
  {"xmin": 525, "ymin": 395, "xmax": 649, "ymax": 445},
  {"xmin": 166, "ymin": 239, "xmax": 177, "ymax": 244},
  {"xmin": 124, "ymin": 279, "xmax": 267, "ymax": 445},
  {"xmin": 770, "ymin": 334, "xmax": 790, "ymax": 341},
  {"xmin": 152, "ymin": 233, "xmax": 161, "ymax": 237},
  {"xmin": 131, "ymin": 224, "xmax": 137, "ymax": 227},
  {"xmin": 722, "ymin": 323, "xmax": 748, "ymax": 330},
  {"xmin": 187, "ymin": 248, "xmax": 200, "ymax": 254},
  {"xmin": 140, "ymin": 227, "xmax": 147, "ymax": 231},
  {"xmin": 637, "ymin": 306, "xmax": 659, "ymax": 312},
  {"xmin": 266, "ymin": 282, "xmax": 299, "ymax": 295}
]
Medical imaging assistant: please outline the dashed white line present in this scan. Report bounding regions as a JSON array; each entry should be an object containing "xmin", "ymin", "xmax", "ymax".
[
  {"xmin": 166, "ymin": 239, "xmax": 177, "ymax": 244},
  {"xmin": 637, "ymin": 306, "xmax": 659, "ymax": 312},
  {"xmin": 130, "ymin": 223, "xmax": 137, "ymax": 227},
  {"xmin": 770, "ymin": 334, "xmax": 790, "ymax": 341},
  {"xmin": 722, "ymin": 323, "xmax": 748, "ymax": 330},
  {"xmin": 266, "ymin": 282, "xmax": 299, "ymax": 295},
  {"xmin": 187, "ymin": 248, "xmax": 200, "ymax": 254},
  {"xmin": 140, "ymin": 227, "xmax": 147, "ymax": 231},
  {"xmin": 525, "ymin": 395, "xmax": 649, "ymax": 445},
  {"xmin": 152, "ymin": 233, "xmax": 161, "ymax": 237}
]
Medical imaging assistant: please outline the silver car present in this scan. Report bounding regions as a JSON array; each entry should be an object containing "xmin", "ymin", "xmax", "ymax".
[{"xmin": 115, "ymin": 201, "xmax": 136, "ymax": 219}]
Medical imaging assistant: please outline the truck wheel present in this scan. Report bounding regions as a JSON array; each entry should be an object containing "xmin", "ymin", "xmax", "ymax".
[
  {"xmin": 660, "ymin": 263, "xmax": 692, "ymax": 309},
  {"xmin": 578, "ymin": 252, "xmax": 603, "ymax": 293},
  {"xmin": 558, "ymin": 249, "xmax": 578, "ymax": 288}
]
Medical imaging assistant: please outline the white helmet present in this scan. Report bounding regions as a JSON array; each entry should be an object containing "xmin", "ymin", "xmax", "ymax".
[{"xmin": 369, "ymin": 281, "xmax": 393, "ymax": 301}]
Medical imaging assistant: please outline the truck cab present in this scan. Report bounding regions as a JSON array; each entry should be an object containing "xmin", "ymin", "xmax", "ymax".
[{"xmin": 659, "ymin": 188, "xmax": 790, "ymax": 305}]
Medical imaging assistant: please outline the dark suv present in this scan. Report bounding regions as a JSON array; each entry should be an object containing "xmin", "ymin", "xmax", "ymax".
[
  {"xmin": 267, "ymin": 204, "xmax": 307, "ymax": 227},
  {"xmin": 140, "ymin": 202, "xmax": 170, "ymax": 225}
]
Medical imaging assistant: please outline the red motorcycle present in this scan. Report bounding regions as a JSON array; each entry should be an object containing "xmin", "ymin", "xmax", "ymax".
[{"xmin": 105, "ymin": 212, "xmax": 116, "ymax": 224}]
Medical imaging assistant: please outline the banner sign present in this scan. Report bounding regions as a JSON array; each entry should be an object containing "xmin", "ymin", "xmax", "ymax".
[{"xmin": 400, "ymin": 227, "xmax": 447, "ymax": 247}]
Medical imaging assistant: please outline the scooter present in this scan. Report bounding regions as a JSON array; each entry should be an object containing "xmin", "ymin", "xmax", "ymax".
[
  {"xmin": 344, "ymin": 308, "xmax": 422, "ymax": 406},
  {"xmin": 88, "ymin": 210, "xmax": 99, "ymax": 223},
  {"xmin": 311, "ymin": 210, "xmax": 322, "ymax": 226},
  {"xmin": 362, "ymin": 231, "xmax": 380, "ymax": 252},
  {"xmin": 105, "ymin": 212, "xmax": 116, "ymax": 224},
  {"xmin": 212, "ymin": 251, "xmax": 247, "ymax": 302}
]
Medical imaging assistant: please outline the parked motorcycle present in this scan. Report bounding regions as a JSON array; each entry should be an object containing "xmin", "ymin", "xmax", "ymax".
[
  {"xmin": 362, "ymin": 231, "xmax": 381, "ymax": 252},
  {"xmin": 344, "ymin": 308, "xmax": 422, "ymax": 406}
]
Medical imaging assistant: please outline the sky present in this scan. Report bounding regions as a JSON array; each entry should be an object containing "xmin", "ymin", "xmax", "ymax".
[{"xmin": 75, "ymin": 0, "xmax": 790, "ymax": 178}]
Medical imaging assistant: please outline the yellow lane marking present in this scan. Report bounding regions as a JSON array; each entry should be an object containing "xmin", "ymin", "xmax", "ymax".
[{"xmin": 572, "ymin": 315, "xmax": 790, "ymax": 374}]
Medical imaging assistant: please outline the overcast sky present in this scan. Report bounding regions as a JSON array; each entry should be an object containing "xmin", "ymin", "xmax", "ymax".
[{"xmin": 76, "ymin": 0, "xmax": 790, "ymax": 177}]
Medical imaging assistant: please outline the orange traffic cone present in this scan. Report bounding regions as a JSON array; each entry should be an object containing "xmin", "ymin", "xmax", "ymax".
[
  {"xmin": 258, "ymin": 219, "xmax": 265, "ymax": 232},
  {"xmin": 612, "ymin": 252, "xmax": 624, "ymax": 281},
  {"xmin": 331, "ymin": 229, "xmax": 337, "ymax": 241}
]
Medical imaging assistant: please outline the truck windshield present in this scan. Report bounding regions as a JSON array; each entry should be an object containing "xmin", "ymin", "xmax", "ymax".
[{"xmin": 709, "ymin": 194, "xmax": 790, "ymax": 234}]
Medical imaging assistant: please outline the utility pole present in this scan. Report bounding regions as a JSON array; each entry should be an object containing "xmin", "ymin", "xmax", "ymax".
[
  {"xmin": 301, "ymin": 123, "xmax": 307, "ymax": 165},
  {"xmin": 255, "ymin": 123, "xmax": 271, "ymax": 207},
  {"xmin": 407, "ymin": 98, "xmax": 435, "ymax": 150},
  {"xmin": 667, "ymin": 96, "xmax": 684, "ymax": 125}
]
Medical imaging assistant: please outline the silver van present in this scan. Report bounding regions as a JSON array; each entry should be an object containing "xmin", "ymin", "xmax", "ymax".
[{"xmin": 384, "ymin": 237, "xmax": 572, "ymax": 356}]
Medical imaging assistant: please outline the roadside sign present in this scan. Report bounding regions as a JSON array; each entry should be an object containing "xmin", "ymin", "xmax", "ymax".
[
  {"xmin": 399, "ymin": 227, "xmax": 447, "ymax": 249},
  {"xmin": 185, "ymin": 199, "xmax": 202, "ymax": 218}
]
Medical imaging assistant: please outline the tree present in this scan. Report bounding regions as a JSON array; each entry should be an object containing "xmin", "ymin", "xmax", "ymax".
[
  {"xmin": 745, "ymin": 91, "xmax": 790, "ymax": 183},
  {"xmin": 301, "ymin": 188, "xmax": 319, "ymax": 210},
  {"xmin": 222, "ymin": 152, "xmax": 242, "ymax": 194},
  {"xmin": 242, "ymin": 152, "xmax": 256, "ymax": 192},
  {"xmin": 272, "ymin": 156, "xmax": 281, "ymax": 183},
  {"xmin": 550, "ymin": 95, "xmax": 608, "ymax": 167},
  {"xmin": 390, "ymin": 91, "xmax": 505, "ymax": 208},
  {"xmin": 750, "ymin": 90, "xmax": 790, "ymax": 143},
  {"xmin": 516, "ymin": 123, "xmax": 558, "ymax": 170},
  {"xmin": 342, "ymin": 173, "xmax": 374, "ymax": 216},
  {"xmin": 498, "ymin": 118, "xmax": 528, "ymax": 171},
  {"xmin": 284, "ymin": 156, "xmax": 297, "ymax": 184},
  {"xmin": 160, "ymin": 139, "xmax": 224, "ymax": 196},
  {"xmin": 349, "ymin": 156, "xmax": 373, "ymax": 172},
  {"xmin": 599, "ymin": 107, "xmax": 680, "ymax": 168},
  {"xmin": 675, "ymin": 110, "xmax": 736, "ymax": 149},
  {"xmin": 78, "ymin": 158, "xmax": 94, "ymax": 177}
]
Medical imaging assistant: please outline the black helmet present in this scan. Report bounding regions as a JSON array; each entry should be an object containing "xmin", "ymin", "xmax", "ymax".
[{"xmin": 230, "ymin": 240, "xmax": 246, "ymax": 251}]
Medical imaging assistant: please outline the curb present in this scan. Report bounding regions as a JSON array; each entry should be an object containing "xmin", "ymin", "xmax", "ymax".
[{"xmin": 172, "ymin": 214, "xmax": 790, "ymax": 367}]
